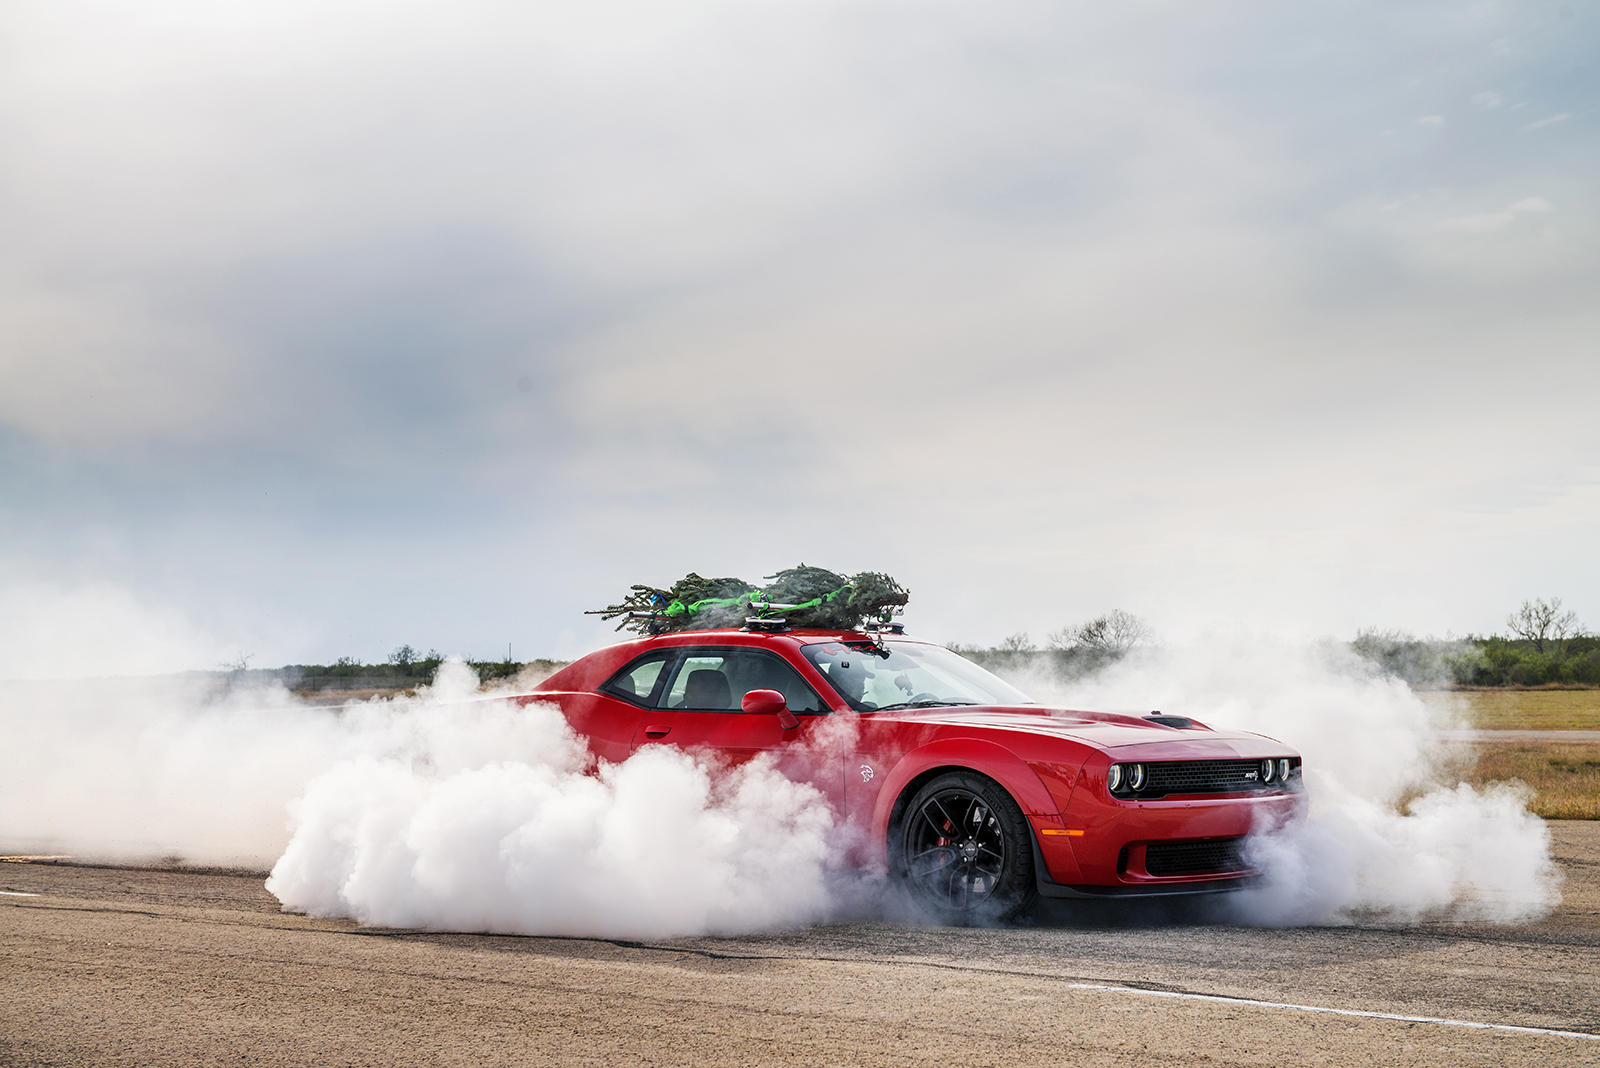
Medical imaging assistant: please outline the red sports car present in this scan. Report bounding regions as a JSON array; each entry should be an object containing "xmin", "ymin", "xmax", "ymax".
[{"xmin": 521, "ymin": 625, "xmax": 1305, "ymax": 922}]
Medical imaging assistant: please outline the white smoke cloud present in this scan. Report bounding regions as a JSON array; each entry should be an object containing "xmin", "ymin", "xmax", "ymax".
[
  {"xmin": 0, "ymin": 660, "xmax": 846, "ymax": 937},
  {"xmin": 1007, "ymin": 635, "xmax": 1562, "ymax": 925},
  {"xmin": 267, "ymin": 738, "xmax": 838, "ymax": 938},
  {"xmin": 1, "ymin": 641, "xmax": 1563, "ymax": 934},
  {"xmin": 2, "ymin": 673, "xmax": 349, "ymax": 863},
  {"xmin": 265, "ymin": 662, "xmax": 842, "ymax": 937},
  {"xmin": 0, "ymin": 583, "xmax": 227, "ymax": 681},
  {"xmin": 1235, "ymin": 781, "xmax": 1555, "ymax": 925}
]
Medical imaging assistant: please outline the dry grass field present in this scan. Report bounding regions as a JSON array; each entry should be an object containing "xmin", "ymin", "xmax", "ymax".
[
  {"xmin": 1410, "ymin": 689, "xmax": 1600, "ymax": 818},
  {"xmin": 1417, "ymin": 687, "xmax": 1600, "ymax": 730},
  {"xmin": 1462, "ymin": 742, "xmax": 1600, "ymax": 820}
]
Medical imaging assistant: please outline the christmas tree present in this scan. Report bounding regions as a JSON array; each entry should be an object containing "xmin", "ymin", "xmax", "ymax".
[{"xmin": 589, "ymin": 565, "xmax": 908, "ymax": 635}]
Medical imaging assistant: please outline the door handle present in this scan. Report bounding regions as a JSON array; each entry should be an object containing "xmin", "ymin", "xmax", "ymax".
[{"xmin": 643, "ymin": 724, "xmax": 671, "ymax": 737}]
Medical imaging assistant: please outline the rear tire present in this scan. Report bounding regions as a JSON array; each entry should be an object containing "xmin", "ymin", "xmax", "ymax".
[{"xmin": 890, "ymin": 771, "xmax": 1038, "ymax": 925}]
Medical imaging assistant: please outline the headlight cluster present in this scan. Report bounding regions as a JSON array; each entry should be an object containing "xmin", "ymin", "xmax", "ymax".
[
  {"xmin": 1106, "ymin": 763, "xmax": 1147, "ymax": 792},
  {"xmin": 1265, "ymin": 758, "xmax": 1299, "ymax": 783}
]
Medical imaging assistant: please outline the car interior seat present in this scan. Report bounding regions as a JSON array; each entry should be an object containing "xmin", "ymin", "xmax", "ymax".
[{"xmin": 682, "ymin": 668, "xmax": 733, "ymax": 709}]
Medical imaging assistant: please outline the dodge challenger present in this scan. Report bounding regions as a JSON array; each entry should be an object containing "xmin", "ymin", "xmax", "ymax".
[{"xmin": 517, "ymin": 625, "xmax": 1305, "ymax": 923}]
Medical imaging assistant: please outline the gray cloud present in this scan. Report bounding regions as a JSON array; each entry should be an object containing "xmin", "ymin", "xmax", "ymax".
[{"xmin": 1, "ymin": 0, "xmax": 1596, "ymax": 672}]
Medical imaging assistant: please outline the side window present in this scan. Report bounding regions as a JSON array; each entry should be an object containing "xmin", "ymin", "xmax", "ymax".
[
  {"xmin": 601, "ymin": 652, "xmax": 674, "ymax": 708},
  {"xmin": 661, "ymin": 655, "xmax": 733, "ymax": 710},
  {"xmin": 731, "ymin": 650, "xmax": 826, "ymax": 714},
  {"xmin": 659, "ymin": 649, "xmax": 827, "ymax": 714}
]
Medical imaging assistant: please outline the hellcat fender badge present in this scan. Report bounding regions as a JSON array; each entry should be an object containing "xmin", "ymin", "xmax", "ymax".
[{"xmin": 859, "ymin": 764, "xmax": 874, "ymax": 782}]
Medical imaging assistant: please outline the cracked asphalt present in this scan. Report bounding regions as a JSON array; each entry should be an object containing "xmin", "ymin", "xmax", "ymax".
[{"xmin": 3, "ymin": 822, "xmax": 1598, "ymax": 1067}]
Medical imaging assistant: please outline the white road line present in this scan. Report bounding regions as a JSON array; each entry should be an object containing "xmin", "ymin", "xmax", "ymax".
[
  {"xmin": 1067, "ymin": 983, "xmax": 1600, "ymax": 1041},
  {"xmin": 0, "ymin": 890, "xmax": 40, "ymax": 897}
]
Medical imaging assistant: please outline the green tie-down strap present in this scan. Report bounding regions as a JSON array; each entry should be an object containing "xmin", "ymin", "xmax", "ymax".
[
  {"xmin": 588, "ymin": 565, "xmax": 907, "ymax": 635},
  {"xmin": 669, "ymin": 581, "xmax": 851, "ymax": 619}
]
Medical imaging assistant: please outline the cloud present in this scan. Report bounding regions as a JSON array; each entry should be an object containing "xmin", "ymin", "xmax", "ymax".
[
  {"xmin": 0, "ymin": 276, "xmax": 246, "ymax": 447},
  {"xmin": 1470, "ymin": 91, "xmax": 1502, "ymax": 109},
  {"xmin": 1433, "ymin": 195, "xmax": 1555, "ymax": 233},
  {"xmin": 1434, "ymin": 212, "xmax": 1515, "ymax": 233},
  {"xmin": 0, "ymin": 0, "xmax": 1596, "ymax": 658},
  {"xmin": 1415, "ymin": 114, "xmax": 1446, "ymax": 125},
  {"xmin": 1522, "ymin": 113, "xmax": 1571, "ymax": 130}
]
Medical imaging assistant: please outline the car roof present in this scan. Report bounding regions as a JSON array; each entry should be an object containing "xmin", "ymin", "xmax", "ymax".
[{"xmin": 615, "ymin": 628, "xmax": 922, "ymax": 648}]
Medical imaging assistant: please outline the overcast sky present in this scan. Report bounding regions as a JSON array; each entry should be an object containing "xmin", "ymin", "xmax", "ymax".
[{"xmin": 1, "ymin": 0, "xmax": 1595, "ymax": 676}]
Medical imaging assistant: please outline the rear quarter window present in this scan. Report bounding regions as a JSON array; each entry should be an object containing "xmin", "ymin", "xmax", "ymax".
[{"xmin": 600, "ymin": 652, "xmax": 674, "ymax": 707}]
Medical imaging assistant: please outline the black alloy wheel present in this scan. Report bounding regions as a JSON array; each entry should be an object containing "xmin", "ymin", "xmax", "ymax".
[{"xmin": 893, "ymin": 771, "xmax": 1037, "ymax": 924}]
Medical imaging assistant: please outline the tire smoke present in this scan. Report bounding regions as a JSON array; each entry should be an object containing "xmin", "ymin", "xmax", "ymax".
[
  {"xmin": 0, "ymin": 661, "xmax": 846, "ymax": 937},
  {"xmin": 1, "ymin": 639, "xmax": 1564, "ymax": 933},
  {"xmin": 1006, "ymin": 635, "xmax": 1562, "ymax": 925},
  {"xmin": 1, "ymin": 674, "xmax": 348, "ymax": 866},
  {"xmin": 264, "ymin": 668, "xmax": 843, "ymax": 937}
]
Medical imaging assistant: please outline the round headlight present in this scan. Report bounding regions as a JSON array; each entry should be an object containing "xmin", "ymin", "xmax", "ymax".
[
  {"xmin": 1261, "ymin": 758, "xmax": 1276, "ymax": 783},
  {"xmin": 1107, "ymin": 764, "xmax": 1124, "ymax": 791},
  {"xmin": 1126, "ymin": 763, "xmax": 1146, "ymax": 791},
  {"xmin": 1277, "ymin": 758, "xmax": 1292, "ymax": 782}
]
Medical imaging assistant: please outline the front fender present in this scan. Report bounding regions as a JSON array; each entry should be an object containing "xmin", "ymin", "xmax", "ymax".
[{"xmin": 866, "ymin": 737, "xmax": 1060, "ymax": 868}]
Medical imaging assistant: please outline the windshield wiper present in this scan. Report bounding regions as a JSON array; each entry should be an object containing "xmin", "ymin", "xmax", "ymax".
[{"xmin": 871, "ymin": 699, "xmax": 978, "ymax": 712}]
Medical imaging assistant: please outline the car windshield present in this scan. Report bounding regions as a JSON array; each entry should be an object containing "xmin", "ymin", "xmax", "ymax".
[{"xmin": 801, "ymin": 639, "xmax": 1033, "ymax": 712}]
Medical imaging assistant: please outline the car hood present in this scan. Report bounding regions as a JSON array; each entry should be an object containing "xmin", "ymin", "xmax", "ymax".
[{"xmin": 868, "ymin": 705, "xmax": 1294, "ymax": 757}]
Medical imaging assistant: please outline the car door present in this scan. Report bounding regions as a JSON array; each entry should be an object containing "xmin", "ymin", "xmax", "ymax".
[{"xmin": 630, "ymin": 646, "xmax": 845, "ymax": 810}]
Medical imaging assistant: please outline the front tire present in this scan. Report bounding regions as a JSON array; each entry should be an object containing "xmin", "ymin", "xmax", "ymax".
[{"xmin": 891, "ymin": 771, "xmax": 1038, "ymax": 925}]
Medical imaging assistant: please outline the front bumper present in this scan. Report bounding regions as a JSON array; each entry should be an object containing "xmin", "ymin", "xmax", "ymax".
[{"xmin": 1029, "ymin": 790, "xmax": 1304, "ymax": 892}]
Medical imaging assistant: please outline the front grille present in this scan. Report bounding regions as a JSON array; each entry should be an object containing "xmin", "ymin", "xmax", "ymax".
[
  {"xmin": 1145, "ymin": 838, "xmax": 1249, "ymax": 876},
  {"xmin": 1138, "ymin": 760, "xmax": 1279, "ymax": 797}
]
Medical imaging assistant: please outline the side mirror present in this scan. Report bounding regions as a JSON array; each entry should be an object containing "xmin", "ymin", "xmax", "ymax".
[{"xmin": 742, "ymin": 688, "xmax": 800, "ymax": 730}]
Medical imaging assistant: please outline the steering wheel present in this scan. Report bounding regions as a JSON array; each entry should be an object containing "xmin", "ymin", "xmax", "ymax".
[{"xmin": 910, "ymin": 692, "xmax": 942, "ymax": 704}]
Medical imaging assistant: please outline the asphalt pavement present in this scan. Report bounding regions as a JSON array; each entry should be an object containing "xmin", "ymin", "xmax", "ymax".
[{"xmin": 3, "ymin": 822, "xmax": 1598, "ymax": 1067}]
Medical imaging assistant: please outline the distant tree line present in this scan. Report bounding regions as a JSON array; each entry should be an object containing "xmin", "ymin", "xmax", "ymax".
[
  {"xmin": 278, "ymin": 645, "xmax": 568, "ymax": 691},
  {"xmin": 1354, "ymin": 598, "xmax": 1598, "ymax": 688},
  {"xmin": 952, "ymin": 599, "xmax": 1598, "ymax": 690},
  {"xmin": 249, "ymin": 597, "xmax": 1595, "ymax": 695},
  {"xmin": 950, "ymin": 609, "xmax": 1152, "ymax": 680}
]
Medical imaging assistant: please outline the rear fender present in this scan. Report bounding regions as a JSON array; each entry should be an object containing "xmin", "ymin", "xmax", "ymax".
[{"xmin": 867, "ymin": 738, "xmax": 1058, "ymax": 868}]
